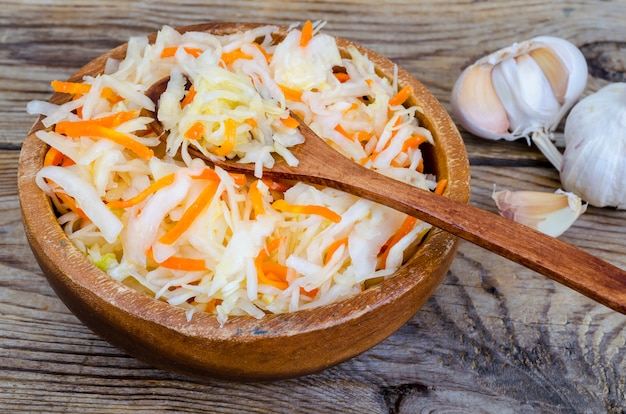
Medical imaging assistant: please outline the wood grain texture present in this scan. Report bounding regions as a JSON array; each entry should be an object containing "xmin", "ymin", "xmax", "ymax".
[{"xmin": 2, "ymin": 0, "xmax": 626, "ymax": 412}]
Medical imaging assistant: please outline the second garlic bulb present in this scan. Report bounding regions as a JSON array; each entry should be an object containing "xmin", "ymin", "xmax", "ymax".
[
  {"xmin": 451, "ymin": 36, "xmax": 588, "ymax": 170},
  {"xmin": 561, "ymin": 83, "xmax": 626, "ymax": 209}
]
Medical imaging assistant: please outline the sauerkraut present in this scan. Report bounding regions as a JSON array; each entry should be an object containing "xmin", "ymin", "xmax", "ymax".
[{"xmin": 28, "ymin": 22, "xmax": 442, "ymax": 325}]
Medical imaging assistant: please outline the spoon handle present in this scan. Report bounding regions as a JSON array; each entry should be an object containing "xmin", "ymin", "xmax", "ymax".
[
  {"xmin": 177, "ymin": 102, "xmax": 626, "ymax": 313},
  {"xmin": 333, "ymin": 161, "xmax": 626, "ymax": 313}
]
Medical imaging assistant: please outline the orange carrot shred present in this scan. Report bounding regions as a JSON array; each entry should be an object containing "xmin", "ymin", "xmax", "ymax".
[
  {"xmin": 257, "ymin": 268, "xmax": 289, "ymax": 290},
  {"xmin": 51, "ymin": 80, "xmax": 91, "ymax": 95},
  {"xmin": 185, "ymin": 47, "xmax": 204, "ymax": 58},
  {"xmin": 160, "ymin": 256, "xmax": 207, "ymax": 271},
  {"xmin": 192, "ymin": 168, "xmax": 246, "ymax": 186},
  {"xmin": 324, "ymin": 237, "xmax": 349, "ymax": 265},
  {"xmin": 261, "ymin": 178, "xmax": 290, "ymax": 193},
  {"xmin": 334, "ymin": 72, "xmax": 350, "ymax": 83},
  {"xmin": 434, "ymin": 179, "xmax": 448, "ymax": 195},
  {"xmin": 257, "ymin": 236, "xmax": 285, "ymax": 261},
  {"xmin": 180, "ymin": 85, "xmax": 196, "ymax": 109},
  {"xmin": 52, "ymin": 80, "xmax": 122, "ymax": 103},
  {"xmin": 300, "ymin": 287, "xmax": 318, "ymax": 298},
  {"xmin": 249, "ymin": 179, "xmax": 266, "ymax": 217},
  {"xmin": 267, "ymin": 236, "xmax": 285, "ymax": 253},
  {"xmin": 278, "ymin": 84, "xmax": 303, "ymax": 102},
  {"xmin": 54, "ymin": 111, "xmax": 133, "ymax": 135},
  {"xmin": 230, "ymin": 173, "xmax": 248, "ymax": 187},
  {"xmin": 280, "ymin": 116, "xmax": 299, "ymax": 129},
  {"xmin": 158, "ymin": 180, "xmax": 220, "ymax": 245},
  {"xmin": 255, "ymin": 236, "xmax": 289, "ymax": 290},
  {"xmin": 416, "ymin": 158, "xmax": 424, "ymax": 173},
  {"xmin": 300, "ymin": 20, "xmax": 314, "ymax": 47},
  {"xmin": 192, "ymin": 168, "xmax": 221, "ymax": 182},
  {"xmin": 210, "ymin": 118, "xmax": 237, "ymax": 156},
  {"xmin": 272, "ymin": 199, "xmax": 341, "ymax": 223},
  {"xmin": 185, "ymin": 121, "xmax": 205, "ymax": 140},
  {"xmin": 389, "ymin": 85, "xmax": 413, "ymax": 107},
  {"xmin": 44, "ymin": 147, "xmax": 64, "ymax": 167},
  {"xmin": 356, "ymin": 131, "xmax": 371, "ymax": 143},
  {"xmin": 160, "ymin": 46, "xmax": 204, "ymax": 59},
  {"xmin": 343, "ymin": 102, "xmax": 359, "ymax": 114},
  {"xmin": 359, "ymin": 154, "xmax": 374, "ymax": 166},
  {"xmin": 379, "ymin": 215, "xmax": 418, "ymax": 265},
  {"xmin": 44, "ymin": 147, "xmax": 76, "ymax": 168},
  {"xmin": 251, "ymin": 42, "xmax": 272, "ymax": 63},
  {"xmin": 261, "ymin": 261, "xmax": 289, "ymax": 281},
  {"xmin": 160, "ymin": 47, "xmax": 177, "ymax": 58},
  {"xmin": 78, "ymin": 110, "xmax": 139, "ymax": 129},
  {"xmin": 55, "ymin": 191, "xmax": 89, "ymax": 221},
  {"xmin": 55, "ymin": 121, "xmax": 153, "ymax": 160},
  {"xmin": 147, "ymin": 249, "xmax": 207, "ymax": 271},
  {"xmin": 161, "ymin": 46, "xmax": 178, "ymax": 59},
  {"xmin": 108, "ymin": 168, "xmax": 242, "ymax": 211},
  {"xmin": 107, "ymin": 173, "xmax": 176, "ymax": 209},
  {"xmin": 100, "ymin": 87, "xmax": 124, "ymax": 104},
  {"xmin": 334, "ymin": 124, "xmax": 354, "ymax": 141},
  {"xmin": 203, "ymin": 298, "xmax": 222, "ymax": 313},
  {"xmin": 61, "ymin": 156, "xmax": 75, "ymax": 167},
  {"xmin": 402, "ymin": 134, "xmax": 426, "ymax": 152},
  {"xmin": 390, "ymin": 157, "xmax": 404, "ymax": 168},
  {"xmin": 42, "ymin": 168, "xmax": 90, "ymax": 220},
  {"xmin": 221, "ymin": 49, "xmax": 254, "ymax": 65}
]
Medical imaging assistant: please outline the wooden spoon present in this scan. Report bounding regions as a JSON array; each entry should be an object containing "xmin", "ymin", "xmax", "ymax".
[{"xmin": 146, "ymin": 78, "xmax": 626, "ymax": 314}]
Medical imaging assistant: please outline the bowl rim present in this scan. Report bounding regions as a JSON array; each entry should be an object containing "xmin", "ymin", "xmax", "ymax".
[{"xmin": 17, "ymin": 22, "xmax": 470, "ymax": 380}]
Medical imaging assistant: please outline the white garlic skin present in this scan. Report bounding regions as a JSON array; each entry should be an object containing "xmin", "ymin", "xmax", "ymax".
[
  {"xmin": 451, "ymin": 36, "xmax": 588, "ymax": 141},
  {"xmin": 561, "ymin": 83, "xmax": 626, "ymax": 209},
  {"xmin": 492, "ymin": 189, "xmax": 587, "ymax": 237}
]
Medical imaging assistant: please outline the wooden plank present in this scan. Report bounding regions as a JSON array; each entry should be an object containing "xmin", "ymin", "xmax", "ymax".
[{"xmin": 2, "ymin": 0, "xmax": 626, "ymax": 411}]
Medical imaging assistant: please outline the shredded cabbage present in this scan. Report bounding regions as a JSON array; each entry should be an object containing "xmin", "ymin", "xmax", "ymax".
[{"xmin": 30, "ymin": 22, "xmax": 439, "ymax": 325}]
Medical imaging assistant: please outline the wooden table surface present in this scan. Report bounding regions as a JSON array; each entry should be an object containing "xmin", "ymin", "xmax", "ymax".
[{"xmin": 3, "ymin": 1, "xmax": 626, "ymax": 412}]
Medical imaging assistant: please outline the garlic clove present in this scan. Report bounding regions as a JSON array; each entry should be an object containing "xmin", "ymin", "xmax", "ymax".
[
  {"xmin": 491, "ymin": 52, "xmax": 561, "ymax": 133},
  {"xmin": 450, "ymin": 64, "xmax": 510, "ymax": 139},
  {"xmin": 492, "ymin": 188, "xmax": 587, "ymax": 237},
  {"xmin": 532, "ymin": 36, "xmax": 589, "ymax": 106},
  {"xmin": 561, "ymin": 83, "xmax": 626, "ymax": 208},
  {"xmin": 528, "ymin": 46, "xmax": 569, "ymax": 104}
]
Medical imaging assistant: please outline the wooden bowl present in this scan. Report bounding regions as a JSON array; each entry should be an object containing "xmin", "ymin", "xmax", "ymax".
[{"xmin": 18, "ymin": 23, "xmax": 470, "ymax": 382}]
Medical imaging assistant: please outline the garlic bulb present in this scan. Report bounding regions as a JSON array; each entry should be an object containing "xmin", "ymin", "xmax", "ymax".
[
  {"xmin": 492, "ymin": 188, "xmax": 587, "ymax": 237},
  {"xmin": 451, "ymin": 36, "xmax": 588, "ymax": 170},
  {"xmin": 561, "ymin": 83, "xmax": 626, "ymax": 208}
]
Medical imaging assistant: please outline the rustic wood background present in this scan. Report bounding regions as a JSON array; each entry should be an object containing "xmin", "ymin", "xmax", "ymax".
[{"xmin": 2, "ymin": 0, "xmax": 626, "ymax": 412}]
